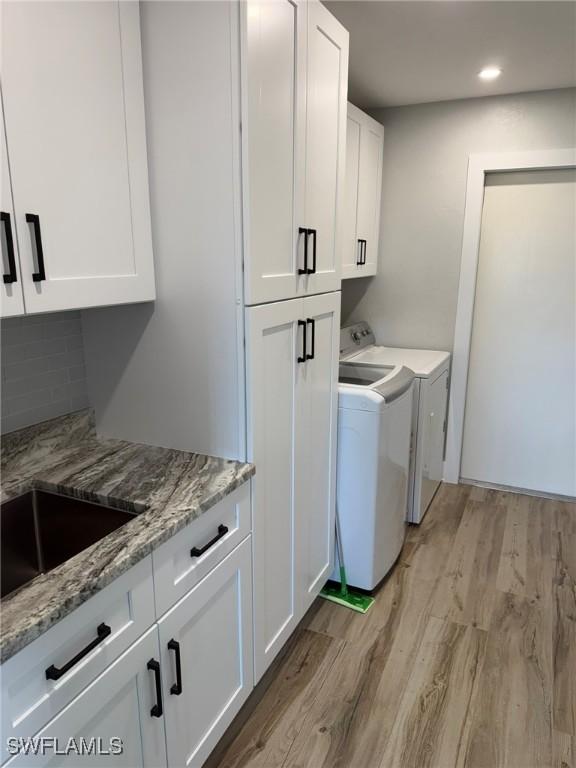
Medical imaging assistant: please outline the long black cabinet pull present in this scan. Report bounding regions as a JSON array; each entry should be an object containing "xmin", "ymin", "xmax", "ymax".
[
  {"xmin": 306, "ymin": 318, "xmax": 315, "ymax": 360},
  {"xmin": 168, "ymin": 639, "xmax": 183, "ymax": 695},
  {"xmin": 190, "ymin": 524, "xmax": 228, "ymax": 558},
  {"xmin": 26, "ymin": 213, "xmax": 46, "ymax": 282},
  {"xmin": 1, "ymin": 212, "xmax": 17, "ymax": 284},
  {"xmin": 307, "ymin": 229, "xmax": 317, "ymax": 274},
  {"xmin": 297, "ymin": 319, "xmax": 307, "ymax": 363},
  {"xmin": 147, "ymin": 659, "xmax": 163, "ymax": 718},
  {"xmin": 298, "ymin": 227, "xmax": 308, "ymax": 274},
  {"xmin": 358, "ymin": 239, "xmax": 367, "ymax": 265},
  {"xmin": 356, "ymin": 239, "xmax": 363, "ymax": 266},
  {"xmin": 45, "ymin": 623, "xmax": 111, "ymax": 680}
]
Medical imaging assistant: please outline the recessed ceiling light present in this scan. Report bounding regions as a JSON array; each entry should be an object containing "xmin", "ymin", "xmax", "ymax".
[{"xmin": 478, "ymin": 66, "xmax": 502, "ymax": 81}]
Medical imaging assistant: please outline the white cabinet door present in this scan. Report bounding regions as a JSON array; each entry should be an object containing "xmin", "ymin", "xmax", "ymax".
[
  {"xmin": 1, "ymin": 96, "xmax": 24, "ymax": 317},
  {"xmin": 241, "ymin": 0, "xmax": 307, "ymax": 305},
  {"xmin": 245, "ymin": 297, "xmax": 303, "ymax": 681},
  {"xmin": 297, "ymin": 291, "xmax": 340, "ymax": 613},
  {"xmin": 303, "ymin": 2, "xmax": 348, "ymax": 296},
  {"xmin": 158, "ymin": 538, "xmax": 253, "ymax": 768},
  {"xmin": 356, "ymin": 112, "xmax": 384, "ymax": 277},
  {"xmin": 1, "ymin": 1, "xmax": 154, "ymax": 314},
  {"xmin": 341, "ymin": 110, "xmax": 362, "ymax": 280},
  {"xmin": 342, "ymin": 103, "xmax": 384, "ymax": 280},
  {"xmin": 4, "ymin": 627, "xmax": 167, "ymax": 768}
]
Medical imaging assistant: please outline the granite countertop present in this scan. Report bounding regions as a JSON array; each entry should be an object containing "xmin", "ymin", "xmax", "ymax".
[{"xmin": 0, "ymin": 410, "xmax": 254, "ymax": 664}]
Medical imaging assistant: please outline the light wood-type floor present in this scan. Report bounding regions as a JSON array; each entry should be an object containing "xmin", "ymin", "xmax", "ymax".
[{"xmin": 214, "ymin": 483, "xmax": 576, "ymax": 768}]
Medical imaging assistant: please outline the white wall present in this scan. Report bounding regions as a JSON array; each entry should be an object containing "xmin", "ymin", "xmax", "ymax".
[
  {"xmin": 82, "ymin": 1, "xmax": 244, "ymax": 460},
  {"xmin": 341, "ymin": 88, "xmax": 576, "ymax": 351}
]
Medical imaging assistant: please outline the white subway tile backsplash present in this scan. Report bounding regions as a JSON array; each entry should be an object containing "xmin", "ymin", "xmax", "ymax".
[{"xmin": 1, "ymin": 311, "xmax": 91, "ymax": 433}]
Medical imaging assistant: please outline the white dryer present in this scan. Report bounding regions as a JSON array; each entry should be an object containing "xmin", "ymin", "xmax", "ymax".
[
  {"xmin": 340, "ymin": 323, "xmax": 451, "ymax": 524},
  {"xmin": 337, "ymin": 362, "xmax": 414, "ymax": 590}
]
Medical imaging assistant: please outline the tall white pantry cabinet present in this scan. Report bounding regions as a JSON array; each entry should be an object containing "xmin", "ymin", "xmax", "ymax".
[
  {"xmin": 82, "ymin": 0, "xmax": 348, "ymax": 692},
  {"xmin": 241, "ymin": 0, "xmax": 348, "ymax": 681}
]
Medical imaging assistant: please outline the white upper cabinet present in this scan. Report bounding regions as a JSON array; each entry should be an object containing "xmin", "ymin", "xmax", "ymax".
[
  {"xmin": 1, "ymin": 97, "xmax": 24, "ymax": 318},
  {"xmin": 242, "ymin": 0, "xmax": 348, "ymax": 305},
  {"xmin": 342, "ymin": 102, "xmax": 384, "ymax": 279},
  {"xmin": 1, "ymin": 1, "xmax": 155, "ymax": 315},
  {"xmin": 242, "ymin": 0, "xmax": 307, "ymax": 305},
  {"xmin": 303, "ymin": 3, "xmax": 348, "ymax": 296}
]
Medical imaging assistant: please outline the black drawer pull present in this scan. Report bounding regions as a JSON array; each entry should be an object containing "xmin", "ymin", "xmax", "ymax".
[
  {"xmin": 362, "ymin": 240, "xmax": 367, "ymax": 265},
  {"xmin": 298, "ymin": 227, "xmax": 308, "ymax": 274},
  {"xmin": 1, "ymin": 212, "xmax": 17, "ymax": 284},
  {"xmin": 168, "ymin": 639, "xmax": 183, "ymax": 695},
  {"xmin": 190, "ymin": 524, "xmax": 228, "ymax": 558},
  {"xmin": 26, "ymin": 213, "xmax": 46, "ymax": 282},
  {"xmin": 297, "ymin": 319, "xmax": 307, "ymax": 363},
  {"xmin": 307, "ymin": 228, "xmax": 317, "ymax": 274},
  {"xmin": 356, "ymin": 239, "xmax": 363, "ymax": 266},
  {"xmin": 45, "ymin": 623, "xmax": 111, "ymax": 680},
  {"xmin": 147, "ymin": 658, "xmax": 163, "ymax": 717},
  {"xmin": 306, "ymin": 318, "xmax": 315, "ymax": 360}
]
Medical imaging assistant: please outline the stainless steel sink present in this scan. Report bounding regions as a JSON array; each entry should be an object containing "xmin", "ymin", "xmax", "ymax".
[{"xmin": 1, "ymin": 490, "xmax": 137, "ymax": 599}]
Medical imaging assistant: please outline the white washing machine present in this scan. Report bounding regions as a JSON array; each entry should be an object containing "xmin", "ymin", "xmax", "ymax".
[
  {"xmin": 340, "ymin": 322, "xmax": 451, "ymax": 524},
  {"xmin": 336, "ymin": 361, "xmax": 415, "ymax": 590}
]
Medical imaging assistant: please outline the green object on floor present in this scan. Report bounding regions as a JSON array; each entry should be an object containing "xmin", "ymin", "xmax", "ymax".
[{"xmin": 319, "ymin": 506, "xmax": 375, "ymax": 614}]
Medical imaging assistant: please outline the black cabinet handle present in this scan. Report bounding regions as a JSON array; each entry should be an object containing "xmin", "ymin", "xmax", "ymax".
[
  {"xmin": 306, "ymin": 318, "xmax": 315, "ymax": 360},
  {"xmin": 45, "ymin": 623, "xmax": 111, "ymax": 681},
  {"xmin": 1, "ymin": 212, "xmax": 17, "ymax": 284},
  {"xmin": 168, "ymin": 639, "xmax": 183, "ymax": 696},
  {"xmin": 26, "ymin": 214, "xmax": 46, "ymax": 282},
  {"xmin": 358, "ymin": 239, "xmax": 367, "ymax": 265},
  {"xmin": 190, "ymin": 524, "xmax": 228, "ymax": 558},
  {"xmin": 147, "ymin": 659, "xmax": 163, "ymax": 718},
  {"xmin": 356, "ymin": 239, "xmax": 363, "ymax": 266},
  {"xmin": 297, "ymin": 319, "xmax": 307, "ymax": 363},
  {"xmin": 298, "ymin": 227, "xmax": 308, "ymax": 275},
  {"xmin": 307, "ymin": 228, "xmax": 317, "ymax": 274}
]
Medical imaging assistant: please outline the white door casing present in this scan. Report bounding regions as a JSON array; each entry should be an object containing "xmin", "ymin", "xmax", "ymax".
[
  {"xmin": 460, "ymin": 169, "xmax": 576, "ymax": 497},
  {"xmin": 444, "ymin": 148, "xmax": 576, "ymax": 484}
]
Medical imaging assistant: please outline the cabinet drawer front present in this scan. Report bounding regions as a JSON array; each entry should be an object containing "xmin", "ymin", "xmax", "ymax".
[
  {"xmin": 152, "ymin": 482, "xmax": 251, "ymax": 617},
  {"xmin": 3, "ymin": 626, "xmax": 166, "ymax": 768},
  {"xmin": 1, "ymin": 557, "xmax": 154, "ymax": 763},
  {"xmin": 159, "ymin": 537, "xmax": 253, "ymax": 768}
]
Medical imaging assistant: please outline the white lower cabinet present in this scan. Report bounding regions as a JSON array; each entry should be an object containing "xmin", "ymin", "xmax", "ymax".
[
  {"xmin": 297, "ymin": 293, "xmax": 340, "ymax": 613},
  {"xmin": 4, "ymin": 627, "xmax": 167, "ymax": 767},
  {"xmin": 246, "ymin": 291, "xmax": 339, "ymax": 681},
  {"xmin": 158, "ymin": 537, "xmax": 254, "ymax": 768}
]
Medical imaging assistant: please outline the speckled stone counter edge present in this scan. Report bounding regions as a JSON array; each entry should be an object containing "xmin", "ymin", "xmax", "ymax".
[{"xmin": 1, "ymin": 410, "xmax": 254, "ymax": 663}]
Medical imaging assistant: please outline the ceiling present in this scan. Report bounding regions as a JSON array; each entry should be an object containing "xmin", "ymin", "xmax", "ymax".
[{"xmin": 323, "ymin": 1, "xmax": 576, "ymax": 108}]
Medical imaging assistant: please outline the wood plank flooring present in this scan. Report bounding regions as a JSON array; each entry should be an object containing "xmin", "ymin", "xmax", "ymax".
[{"xmin": 214, "ymin": 484, "xmax": 576, "ymax": 768}]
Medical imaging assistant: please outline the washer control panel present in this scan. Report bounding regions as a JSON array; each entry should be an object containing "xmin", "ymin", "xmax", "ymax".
[{"xmin": 340, "ymin": 322, "xmax": 376, "ymax": 358}]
